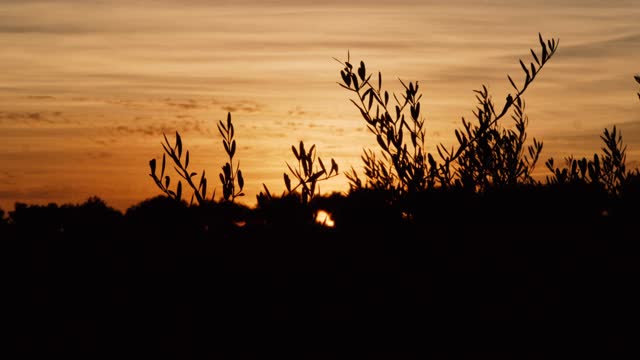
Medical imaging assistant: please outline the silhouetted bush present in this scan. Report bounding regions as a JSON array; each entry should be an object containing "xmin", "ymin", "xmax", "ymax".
[{"xmin": 338, "ymin": 34, "xmax": 557, "ymax": 197}]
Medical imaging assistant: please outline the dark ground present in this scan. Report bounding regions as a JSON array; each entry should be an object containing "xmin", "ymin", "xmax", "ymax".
[{"xmin": 3, "ymin": 184, "xmax": 639, "ymax": 358}]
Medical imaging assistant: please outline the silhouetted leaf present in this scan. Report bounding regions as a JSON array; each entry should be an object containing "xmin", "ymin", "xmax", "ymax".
[
  {"xmin": 520, "ymin": 59, "xmax": 530, "ymax": 81},
  {"xmin": 318, "ymin": 158, "xmax": 326, "ymax": 175},
  {"xmin": 237, "ymin": 170, "xmax": 244, "ymax": 189},
  {"xmin": 201, "ymin": 178, "xmax": 207, "ymax": 199},
  {"xmin": 149, "ymin": 158, "xmax": 156, "ymax": 175},
  {"xmin": 231, "ymin": 140, "xmax": 236, "ymax": 158},
  {"xmin": 358, "ymin": 61, "xmax": 366, "ymax": 81},
  {"xmin": 223, "ymin": 140, "xmax": 230, "ymax": 155},
  {"xmin": 185, "ymin": 150, "xmax": 190, "ymax": 169},
  {"xmin": 376, "ymin": 134, "xmax": 388, "ymax": 151},
  {"xmin": 176, "ymin": 131, "xmax": 182, "ymax": 158},
  {"xmin": 341, "ymin": 70, "xmax": 351, "ymax": 86},
  {"xmin": 531, "ymin": 48, "xmax": 540, "ymax": 65},
  {"xmin": 310, "ymin": 170, "xmax": 325, "ymax": 183},
  {"xmin": 539, "ymin": 33, "xmax": 548, "ymax": 61},
  {"xmin": 176, "ymin": 181, "xmax": 182, "ymax": 201},
  {"xmin": 165, "ymin": 176, "xmax": 170, "ymax": 188},
  {"xmin": 161, "ymin": 154, "xmax": 166, "ymax": 178},
  {"xmin": 284, "ymin": 173, "xmax": 291, "ymax": 192}
]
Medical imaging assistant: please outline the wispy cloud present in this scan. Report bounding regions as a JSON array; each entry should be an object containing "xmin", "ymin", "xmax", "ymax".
[
  {"xmin": 107, "ymin": 118, "xmax": 212, "ymax": 138},
  {"xmin": 0, "ymin": 111, "xmax": 71, "ymax": 126},
  {"xmin": 220, "ymin": 100, "xmax": 263, "ymax": 114}
]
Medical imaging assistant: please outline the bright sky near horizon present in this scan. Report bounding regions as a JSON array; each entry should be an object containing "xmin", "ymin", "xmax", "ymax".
[{"xmin": 1, "ymin": 0, "xmax": 639, "ymax": 212}]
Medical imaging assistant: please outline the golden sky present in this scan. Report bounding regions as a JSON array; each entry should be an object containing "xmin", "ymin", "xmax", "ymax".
[{"xmin": 1, "ymin": 0, "xmax": 639, "ymax": 211}]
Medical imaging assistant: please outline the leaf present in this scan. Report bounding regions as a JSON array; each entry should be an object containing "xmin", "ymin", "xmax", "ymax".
[
  {"xmin": 237, "ymin": 170, "xmax": 244, "ymax": 189},
  {"xmin": 161, "ymin": 153, "xmax": 166, "ymax": 178},
  {"xmin": 368, "ymin": 91, "xmax": 374, "ymax": 109},
  {"xmin": 352, "ymin": 74, "xmax": 359, "ymax": 90},
  {"xmin": 520, "ymin": 59, "xmax": 530, "ymax": 81},
  {"xmin": 149, "ymin": 158, "xmax": 156, "ymax": 175},
  {"xmin": 309, "ymin": 144, "xmax": 316, "ymax": 157},
  {"xmin": 201, "ymin": 178, "xmax": 207, "ymax": 199},
  {"xmin": 223, "ymin": 140, "xmax": 230, "ymax": 155},
  {"xmin": 539, "ymin": 33, "xmax": 548, "ymax": 61},
  {"xmin": 376, "ymin": 134, "xmax": 388, "ymax": 151},
  {"xmin": 292, "ymin": 145, "xmax": 299, "ymax": 160},
  {"xmin": 341, "ymin": 70, "xmax": 351, "ymax": 86},
  {"xmin": 410, "ymin": 103, "xmax": 420, "ymax": 120},
  {"xmin": 230, "ymin": 140, "xmax": 236, "ymax": 158},
  {"xmin": 165, "ymin": 176, "xmax": 170, "ymax": 188},
  {"xmin": 262, "ymin": 183, "xmax": 272, "ymax": 198},
  {"xmin": 175, "ymin": 131, "xmax": 182, "ymax": 158},
  {"xmin": 530, "ymin": 48, "xmax": 540, "ymax": 65},
  {"xmin": 185, "ymin": 150, "xmax": 190, "ymax": 169},
  {"xmin": 227, "ymin": 112, "xmax": 232, "ymax": 129},
  {"xmin": 284, "ymin": 173, "xmax": 291, "ymax": 192},
  {"xmin": 310, "ymin": 170, "xmax": 325, "ymax": 183},
  {"xmin": 331, "ymin": 159, "xmax": 338, "ymax": 175},
  {"xmin": 176, "ymin": 181, "xmax": 182, "ymax": 201},
  {"xmin": 358, "ymin": 61, "xmax": 366, "ymax": 81}
]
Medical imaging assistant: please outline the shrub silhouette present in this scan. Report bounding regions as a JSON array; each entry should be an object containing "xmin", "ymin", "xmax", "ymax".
[
  {"xmin": 148, "ymin": 112, "xmax": 244, "ymax": 204},
  {"xmin": 545, "ymin": 126, "xmax": 640, "ymax": 198},
  {"xmin": 337, "ymin": 33, "xmax": 558, "ymax": 196},
  {"xmin": 258, "ymin": 141, "xmax": 339, "ymax": 206}
]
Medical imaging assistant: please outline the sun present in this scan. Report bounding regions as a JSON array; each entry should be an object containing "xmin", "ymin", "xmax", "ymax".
[{"xmin": 315, "ymin": 210, "xmax": 335, "ymax": 228}]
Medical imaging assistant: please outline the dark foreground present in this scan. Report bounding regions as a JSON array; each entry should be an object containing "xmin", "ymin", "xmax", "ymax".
[{"xmin": 3, "ymin": 185, "xmax": 639, "ymax": 358}]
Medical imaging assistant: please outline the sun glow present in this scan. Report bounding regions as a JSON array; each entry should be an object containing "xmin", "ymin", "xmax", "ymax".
[{"xmin": 315, "ymin": 210, "xmax": 335, "ymax": 228}]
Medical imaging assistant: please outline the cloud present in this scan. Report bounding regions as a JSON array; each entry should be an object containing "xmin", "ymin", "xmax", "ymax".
[
  {"xmin": 288, "ymin": 106, "xmax": 307, "ymax": 117},
  {"xmin": 105, "ymin": 98, "xmax": 216, "ymax": 111},
  {"xmin": 0, "ymin": 111, "xmax": 70, "ymax": 125},
  {"xmin": 0, "ymin": 184, "xmax": 78, "ymax": 204},
  {"xmin": 558, "ymin": 33, "xmax": 640, "ymax": 60},
  {"xmin": 162, "ymin": 98, "xmax": 209, "ymax": 110},
  {"xmin": 25, "ymin": 95, "xmax": 56, "ymax": 100},
  {"xmin": 108, "ymin": 118, "xmax": 212, "ymax": 138},
  {"xmin": 220, "ymin": 100, "xmax": 263, "ymax": 114},
  {"xmin": 86, "ymin": 151, "xmax": 113, "ymax": 160},
  {"xmin": 0, "ymin": 171, "xmax": 16, "ymax": 185}
]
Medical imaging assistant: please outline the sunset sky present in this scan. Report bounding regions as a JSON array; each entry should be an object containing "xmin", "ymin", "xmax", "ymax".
[{"xmin": 1, "ymin": 0, "xmax": 639, "ymax": 211}]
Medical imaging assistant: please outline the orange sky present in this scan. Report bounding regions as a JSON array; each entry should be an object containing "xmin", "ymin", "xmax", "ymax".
[{"xmin": 1, "ymin": 0, "xmax": 639, "ymax": 211}]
